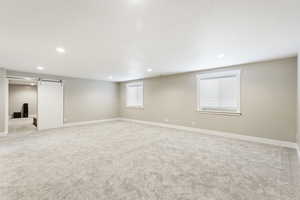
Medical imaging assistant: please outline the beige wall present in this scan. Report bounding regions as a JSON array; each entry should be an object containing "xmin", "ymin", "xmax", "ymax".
[
  {"xmin": 63, "ymin": 78, "xmax": 119, "ymax": 123},
  {"xmin": 7, "ymin": 71, "xmax": 120, "ymax": 124},
  {"xmin": 0, "ymin": 68, "xmax": 8, "ymax": 133},
  {"xmin": 2, "ymin": 57, "xmax": 298, "ymax": 142},
  {"xmin": 297, "ymin": 54, "xmax": 300, "ymax": 148},
  {"xmin": 9, "ymin": 84, "xmax": 37, "ymax": 118},
  {"xmin": 0, "ymin": 78, "xmax": 4, "ymax": 133},
  {"xmin": 120, "ymin": 57, "xmax": 297, "ymax": 142}
]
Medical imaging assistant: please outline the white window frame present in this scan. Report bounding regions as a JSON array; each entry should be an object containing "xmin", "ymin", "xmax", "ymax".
[
  {"xmin": 196, "ymin": 70, "xmax": 241, "ymax": 115},
  {"xmin": 126, "ymin": 81, "xmax": 144, "ymax": 108}
]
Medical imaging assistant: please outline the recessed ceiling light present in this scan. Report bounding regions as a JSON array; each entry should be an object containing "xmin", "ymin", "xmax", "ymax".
[
  {"xmin": 217, "ymin": 54, "xmax": 225, "ymax": 59},
  {"xmin": 147, "ymin": 68, "xmax": 153, "ymax": 72},
  {"xmin": 30, "ymin": 83, "xmax": 35, "ymax": 86},
  {"xmin": 36, "ymin": 66, "xmax": 44, "ymax": 70},
  {"xmin": 108, "ymin": 76, "xmax": 113, "ymax": 79},
  {"xmin": 56, "ymin": 47, "xmax": 65, "ymax": 54}
]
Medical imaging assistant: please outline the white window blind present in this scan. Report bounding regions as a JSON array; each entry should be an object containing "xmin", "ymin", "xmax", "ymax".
[
  {"xmin": 126, "ymin": 81, "xmax": 143, "ymax": 108},
  {"xmin": 197, "ymin": 70, "xmax": 240, "ymax": 113}
]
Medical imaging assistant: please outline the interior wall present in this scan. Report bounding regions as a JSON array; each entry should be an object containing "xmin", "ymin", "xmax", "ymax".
[
  {"xmin": 0, "ymin": 68, "xmax": 8, "ymax": 133},
  {"xmin": 63, "ymin": 78, "xmax": 119, "ymax": 123},
  {"xmin": 120, "ymin": 57, "xmax": 297, "ymax": 142},
  {"xmin": 7, "ymin": 71, "xmax": 120, "ymax": 124},
  {"xmin": 9, "ymin": 84, "xmax": 37, "ymax": 118},
  {"xmin": 297, "ymin": 54, "xmax": 300, "ymax": 149}
]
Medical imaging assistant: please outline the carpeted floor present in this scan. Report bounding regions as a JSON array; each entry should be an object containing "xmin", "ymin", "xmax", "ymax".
[
  {"xmin": 0, "ymin": 121, "xmax": 299, "ymax": 200},
  {"xmin": 8, "ymin": 118, "xmax": 37, "ymax": 137}
]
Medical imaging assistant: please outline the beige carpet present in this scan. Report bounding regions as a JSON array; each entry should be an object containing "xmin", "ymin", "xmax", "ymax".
[
  {"xmin": 8, "ymin": 118, "xmax": 37, "ymax": 137},
  {"xmin": 0, "ymin": 121, "xmax": 299, "ymax": 200}
]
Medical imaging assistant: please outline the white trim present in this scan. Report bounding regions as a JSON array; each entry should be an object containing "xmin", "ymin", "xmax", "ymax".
[
  {"xmin": 63, "ymin": 118, "xmax": 120, "ymax": 128},
  {"xmin": 7, "ymin": 75, "xmax": 39, "ymax": 82},
  {"xmin": 197, "ymin": 70, "xmax": 241, "ymax": 79},
  {"xmin": 126, "ymin": 106, "xmax": 144, "ymax": 109},
  {"xmin": 196, "ymin": 69, "xmax": 241, "ymax": 115},
  {"xmin": 197, "ymin": 111, "xmax": 242, "ymax": 116},
  {"xmin": 126, "ymin": 81, "xmax": 144, "ymax": 108},
  {"xmin": 119, "ymin": 118, "xmax": 297, "ymax": 149}
]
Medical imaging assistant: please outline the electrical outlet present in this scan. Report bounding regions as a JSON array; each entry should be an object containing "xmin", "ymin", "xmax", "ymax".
[{"xmin": 164, "ymin": 118, "xmax": 169, "ymax": 122}]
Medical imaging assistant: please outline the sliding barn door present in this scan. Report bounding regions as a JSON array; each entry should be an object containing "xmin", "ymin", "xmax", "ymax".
[{"xmin": 37, "ymin": 81, "xmax": 63, "ymax": 130}]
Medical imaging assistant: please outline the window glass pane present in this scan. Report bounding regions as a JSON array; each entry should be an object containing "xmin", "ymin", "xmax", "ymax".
[
  {"xmin": 198, "ymin": 70, "xmax": 240, "ymax": 113},
  {"xmin": 199, "ymin": 78, "xmax": 219, "ymax": 107},
  {"xmin": 126, "ymin": 82, "xmax": 143, "ymax": 107},
  {"xmin": 127, "ymin": 86, "xmax": 137, "ymax": 106},
  {"xmin": 219, "ymin": 76, "xmax": 237, "ymax": 110}
]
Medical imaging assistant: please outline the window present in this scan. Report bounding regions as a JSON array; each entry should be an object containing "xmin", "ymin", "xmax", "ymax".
[
  {"xmin": 126, "ymin": 81, "xmax": 143, "ymax": 108},
  {"xmin": 197, "ymin": 70, "xmax": 241, "ymax": 114}
]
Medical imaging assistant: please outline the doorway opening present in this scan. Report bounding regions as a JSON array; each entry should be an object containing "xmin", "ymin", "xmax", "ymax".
[
  {"xmin": 5, "ymin": 76, "xmax": 64, "ymax": 136},
  {"xmin": 8, "ymin": 79, "xmax": 38, "ymax": 136}
]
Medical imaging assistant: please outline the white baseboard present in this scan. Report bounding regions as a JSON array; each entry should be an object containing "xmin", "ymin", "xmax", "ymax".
[
  {"xmin": 119, "ymin": 118, "xmax": 297, "ymax": 149},
  {"xmin": 63, "ymin": 118, "xmax": 120, "ymax": 128}
]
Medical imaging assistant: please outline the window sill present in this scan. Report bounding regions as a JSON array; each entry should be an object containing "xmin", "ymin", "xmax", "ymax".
[
  {"xmin": 197, "ymin": 110, "xmax": 242, "ymax": 116},
  {"xmin": 126, "ymin": 106, "xmax": 144, "ymax": 109}
]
